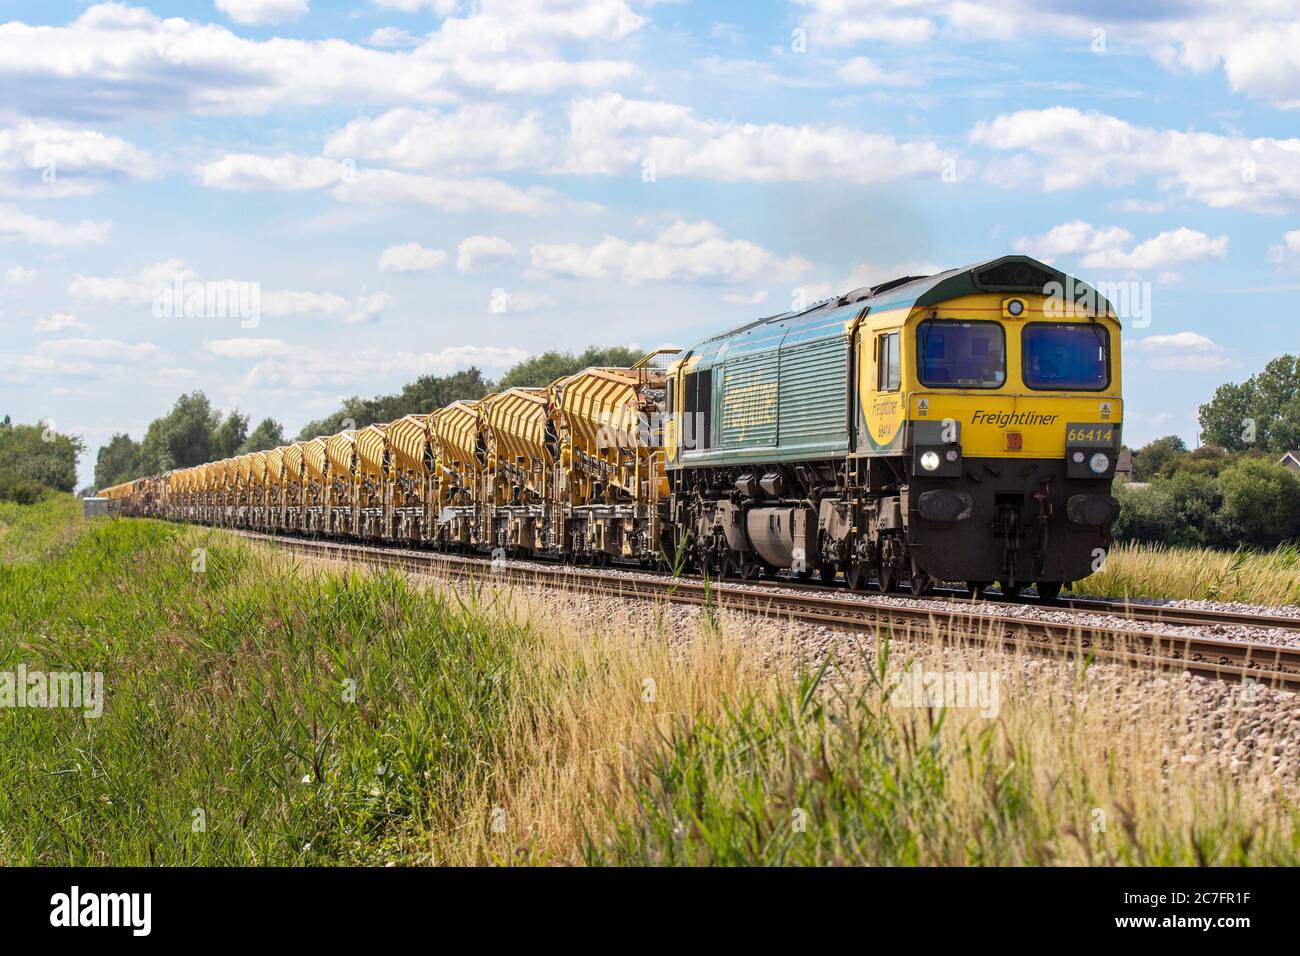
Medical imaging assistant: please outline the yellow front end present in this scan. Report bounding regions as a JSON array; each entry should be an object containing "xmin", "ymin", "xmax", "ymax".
[{"xmin": 895, "ymin": 292, "xmax": 1123, "ymax": 458}]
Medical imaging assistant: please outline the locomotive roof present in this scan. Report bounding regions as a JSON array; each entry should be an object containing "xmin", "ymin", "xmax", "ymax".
[{"xmin": 699, "ymin": 254, "xmax": 1115, "ymax": 348}]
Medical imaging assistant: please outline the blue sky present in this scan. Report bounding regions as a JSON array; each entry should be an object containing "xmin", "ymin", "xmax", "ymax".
[{"xmin": 2, "ymin": 0, "xmax": 1299, "ymax": 486}]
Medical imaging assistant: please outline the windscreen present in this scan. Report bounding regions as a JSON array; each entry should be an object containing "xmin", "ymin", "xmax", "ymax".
[
  {"xmin": 1022, "ymin": 323, "xmax": 1109, "ymax": 390},
  {"xmin": 916, "ymin": 321, "xmax": 1006, "ymax": 388}
]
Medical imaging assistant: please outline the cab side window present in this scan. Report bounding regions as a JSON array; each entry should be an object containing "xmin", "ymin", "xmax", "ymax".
[{"xmin": 876, "ymin": 332, "xmax": 900, "ymax": 391}]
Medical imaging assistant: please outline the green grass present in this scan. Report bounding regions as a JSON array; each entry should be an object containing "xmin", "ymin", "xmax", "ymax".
[
  {"xmin": 2, "ymin": 501, "xmax": 1297, "ymax": 866},
  {"xmin": 0, "ymin": 508, "xmax": 528, "ymax": 864},
  {"xmin": 0, "ymin": 494, "xmax": 84, "ymax": 565}
]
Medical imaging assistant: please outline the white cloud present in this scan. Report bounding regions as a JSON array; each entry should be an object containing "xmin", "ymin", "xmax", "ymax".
[
  {"xmin": 0, "ymin": 205, "xmax": 111, "ymax": 245},
  {"xmin": 365, "ymin": 27, "xmax": 422, "ymax": 48},
  {"xmin": 841, "ymin": 260, "xmax": 943, "ymax": 291},
  {"xmin": 721, "ymin": 289, "xmax": 768, "ymax": 305},
  {"xmin": 379, "ymin": 242, "xmax": 448, "ymax": 274},
  {"xmin": 529, "ymin": 219, "xmax": 812, "ymax": 285},
  {"xmin": 1126, "ymin": 331, "xmax": 1233, "ymax": 373},
  {"xmin": 324, "ymin": 106, "xmax": 550, "ymax": 173},
  {"xmin": 69, "ymin": 259, "xmax": 197, "ymax": 305},
  {"xmin": 489, "ymin": 289, "xmax": 550, "ymax": 313},
  {"xmin": 195, "ymin": 154, "xmax": 351, "ymax": 191},
  {"xmin": 1269, "ymin": 230, "xmax": 1300, "ymax": 268},
  {"xmin": 1085, "ymin": 229, "xmax": 1229, "ymax": 270},
  {"xmin": 343, "ymin": 291, "xmax": 390, "ymax": 324},
  {"xmin": 69, "ymin": 259, "xmax": 388, "ymax": 322},
  {"xmin": 233, "ymin": 342, "xmax": 531, "ymax": 390},
  {"xmin": 1109, "ymin": 199, "xmax": 1169, "ymax": 214},
  {"xmin": 38, "ymin": 337, "xmax": 161, "ymax": 363},
  {"xmin": 837, "ymin": 57, "xmax": 913, "ymax": 86},
  {"xmin": 796, "ymin": 1, "xmax": 1300, "ymax": 109},
  {"xmin": 34, "ymin": 313, "xmax": 91, "ymax": 334},
  {"xmin": 197, "ymin": 154, "xmax": 578, "ymax": 214},
  {"xmin": 1012, "ymin": 220, "xmax": 1228, "ymax": 270},
  {"xmin": 335, "ymin": 169, "xmax": 580, "ymax": 215},
  {"xmin": 458, "ymin": 235, "xmax": 518, "ymax": 273},
  {"xmin": 796, "ymin": 0, "xmax": 934, "ymax": 46},
  {"xmin": 371, "ymin": 0, "xmax": 458, "ymax": 11},
  {"xmin": 561, "ymin": 93, "xmax": 947, "ymax": 184},
  {"xmin": 0, "ymin": 3, "xmax": 640, "ymax": 121},
  {"xmin": 0, "ymin": 121, "xmax": 154, "ymax": 198},
  {"xmin": 971, "ymin": 107, "xmax": 1300, "ymax": 213},
  {"xmin": 205, "ymin": 337, "xmax": 292, "ymax": 358},
  {"xmin": 215, "ymin": 0, "xmax": 309, "ymax": 25},
  {"xmin": 5, "ymin": 265, "xmax": 34, "ymax": 284}
]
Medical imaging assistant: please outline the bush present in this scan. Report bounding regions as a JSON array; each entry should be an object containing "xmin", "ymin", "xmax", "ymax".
[
  {"xmin": 0, "ymin": 476, "xmax": 50, "ymax": 505},
  {"xmin": 1115, "ymin": 457, "xmax": 1300, "ymax": 551},
  {"xmin": 1218, "ymin": 458, "xmax": 1300, "ymax": 549}
]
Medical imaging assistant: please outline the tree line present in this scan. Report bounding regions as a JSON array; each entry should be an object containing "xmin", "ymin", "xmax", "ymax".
[
  {"xmin": 91, "ymin": 346, "xmax": 641, "ymax": 491},
  {"xmin": 1117, "ymin": 355, "xmax": 1300, "ymax": 551},
  {"xmin": 0, "ymin": 416, "xmax": 84, "ymax": 504}
]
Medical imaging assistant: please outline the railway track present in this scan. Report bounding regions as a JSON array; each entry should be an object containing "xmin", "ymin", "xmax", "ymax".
[{"xmin": 228, "ymin": 528, "xmax": 1300, "ymax": 691}]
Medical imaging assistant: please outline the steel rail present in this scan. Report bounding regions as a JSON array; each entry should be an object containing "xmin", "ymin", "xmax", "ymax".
[{"xmin": 227, "ymin": 529, "xmax": 1300, "ymax": 691}]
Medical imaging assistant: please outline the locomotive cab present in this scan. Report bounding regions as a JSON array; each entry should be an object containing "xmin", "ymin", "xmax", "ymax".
[{"xmin": 887, "ymin": 287, "xmax": 1123, "ymax": 596}]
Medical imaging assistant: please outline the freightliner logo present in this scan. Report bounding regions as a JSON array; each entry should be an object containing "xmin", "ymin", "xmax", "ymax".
[{"xmin": 970, "ymin": 411, "xmax": 1060, "ymax": 427}]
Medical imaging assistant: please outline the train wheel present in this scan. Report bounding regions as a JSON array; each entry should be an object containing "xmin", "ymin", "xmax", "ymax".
[
  {"xmin": 967, "ymin": 581, "xmax": 993, "ymax": 598},
  {"xmin": 1035, "ymin": 581, "xmax": 1063, "ymax": 601},
  {"xmin": 877, "ymin": 562, "xmax": 900, "ymax": 594},
  {"xmin": 909, "ymin": 570, "xmax": 934, "ymax": 597},
  {"xmin": 818, "ymin": 564, "xmax": 838, "ymax": 585},
  {"xmin": 999, "ymin": 581, "xmax": 1023, "ymax": 599},
  {"xmin": 718, "ymin": 552, "xmax": 739, "ymax": 580},
  {"xmin": 846, "ymin": 563, "xmax": 870, "ymax": 590}
]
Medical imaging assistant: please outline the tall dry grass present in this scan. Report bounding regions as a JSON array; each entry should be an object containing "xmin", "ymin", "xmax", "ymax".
[
  {"xmin": 1073, "ymin": 541, "xmax": 1300, "ymax": 606},
  {"xmin": 409, "ymin": 585, "xmax": 1300, "ymax": 865}
]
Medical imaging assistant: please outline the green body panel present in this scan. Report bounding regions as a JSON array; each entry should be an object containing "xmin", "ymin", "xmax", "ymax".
[
  {"xmin": 681, "ymin": 308, "xmax": 853, "ymax": 469},
  {"xmin": 775, "ymin": 337, "xmax": 850, "ymax": 456},
  {"xmin": 719, "ymin": 350, "xmax": 779, "ymax": 448}
]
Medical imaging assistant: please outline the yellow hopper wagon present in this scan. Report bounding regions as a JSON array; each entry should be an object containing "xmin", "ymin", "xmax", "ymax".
[
  {"xmin": 302, "ymin": 438, "xmax": 329, "ymax": 533},
  {"xmin": 354, "ymin": 424, "xmax": 390, "ymax": 539},
  {"xmin": 387, "ymin": 414, "xmax": 435, "ymax": 541},
  {"xmin": 432, "ymin": 400, "xmax": 490, "ymax": 549},
  {"xmin": 283, "ymin": 443, "xmax": 307, "ymax": 532},
  {"xmin": 265, "ymin": 446, "xmax": 286, "ymax": 531},
  {"xmin": 324, "ymin": 431, "xmax": 358, "ymax": 536},
  {"xmin": 483, "ymin": 387, "xmax": 555, "ymax": 556},
  {"xmin": 551, "ymin": 349, "xmax": 679, "ymax": 564}
]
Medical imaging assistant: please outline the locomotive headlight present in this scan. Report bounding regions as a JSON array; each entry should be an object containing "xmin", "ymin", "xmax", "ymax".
[
  {"xmin": 1006, "ymin": 298, "xmax": 1025, "ymax": 317},
  {"xmin": 1088, "ymin": 452, "xmax": 1110, "ymax": 475},
  {"xmin": 920, "ymin": 450, "xmax": 941, "ymax": 472}
]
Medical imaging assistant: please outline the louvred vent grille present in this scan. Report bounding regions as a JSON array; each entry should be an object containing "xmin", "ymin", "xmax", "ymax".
[{"xmin": 974, "ymin": 261, "xmax": 1055, "ymax": 291}]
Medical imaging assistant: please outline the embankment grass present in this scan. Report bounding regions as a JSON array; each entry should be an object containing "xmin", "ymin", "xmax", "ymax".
[
  {"xmin": 0, "ymin": 494, "xmax": 83, "ymax": 565},
  {"xmin": 1, "ymin": 503, "xmax": 1297, "ymax": 865},
  {"xmin": 1072, "ymin": 541, "xmax": 1300, "ymax": 606}
]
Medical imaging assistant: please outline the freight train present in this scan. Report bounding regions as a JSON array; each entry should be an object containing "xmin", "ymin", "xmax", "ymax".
[{"xmin": 99, "ymin": 255, "xmax": 1123, "ymax": 598}]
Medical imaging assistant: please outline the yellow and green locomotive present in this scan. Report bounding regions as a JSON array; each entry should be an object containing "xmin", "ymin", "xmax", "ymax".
[{"xmin": 664, "ymin": 255, "xmax": 1123, "ymax": 598}]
